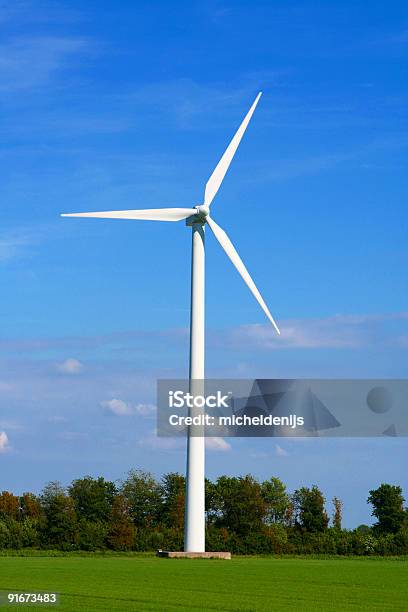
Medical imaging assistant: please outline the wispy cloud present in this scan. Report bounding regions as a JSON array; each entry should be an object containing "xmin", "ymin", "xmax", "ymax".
[
  {"xmin": 217, "ymin": 312, "xmax": 408, "ymax": 350},
  {"xmin": 0, "ymin": 328, "xmax": 189, "ymax": 355},
  {"xmin": 244, "ymin": 136, "xmax": 408, "ymax": 183},
  {"xmin": 205, "ymin": 437, "xmax": 232, "ymax": 452},
  {"xmin": 123, "ymin": 75, "xmax": 287, "ymax": 131},
  {"xmin": 1, "ymin": 312, "xmax": 407, "ymax": 359},
  {"xmin": 0, "ymin": 36, "xmax": 87, "ymax": 94},
  {"xmin": 127, "ymin": 79, "xmax": 249, "ymax": 130},
  {"xmin": 0, "ymin": 420, "xmax": 21, "ymax": 431},
  {"xmin": 275, "ymin": 444, "xmax": 289, "ymax": 457},
  {"xmin": 134, "ymin": 404, "xmax": 156, "ymax": 417},
  {"xmin": 101, "ymin": 398, "xmax": 156, "ymax": 417}
]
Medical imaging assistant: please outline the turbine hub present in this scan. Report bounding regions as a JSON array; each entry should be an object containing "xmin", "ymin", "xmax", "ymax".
[{"xmin": 195, "ymin": 205, "xmax": 210, "ymax": 218}]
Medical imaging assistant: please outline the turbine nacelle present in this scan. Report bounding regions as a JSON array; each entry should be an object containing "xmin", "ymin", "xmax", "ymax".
[
  {"xmin": 185, "ymin": 205, "xmax": 210, "ymax": 226},
  {"xmin": 195, "ymin": 204, "xmax": 210, "ymax": 218}
]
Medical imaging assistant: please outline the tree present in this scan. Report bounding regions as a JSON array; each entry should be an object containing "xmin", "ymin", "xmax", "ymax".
[
  {"xmin": 107, "ymin": 495, "xmax": 135, "ymax": 550},
  {"xmin": 292, "ymin": 486, "xmax": 329, "ymax": 533},
  {"xmin": 215, "ymin": 475, "xmax": 265, "ymax": 536},
  {"xmin": 160, "ymin": 473, "xmax": 185, "ymax": 530},
  {"xmin": 332, "ymin": 497, "xmax": 343, "ymax": 530},
  {"xmin": 368, "ymin": 484, "xmax": 405, "ymax": 534},
  {"xmin": 20, "ymin": 493, "xmax": 42, "ymax": 520},
  {"xmin": 0, "ymin": 491, "xmax": 20, "ymax": 520},
  {"xmin": 43, "ymin": 495, "xmax": 78, "ymax": 549},
  {"xmin": 78, "ymin": 519, "xmax": 108, "ymax": 551},
  {"xmin": 120, "ymin": 470, "xmax": 161, "ymax": 528},
  {"xmin": 40, "ymin": 482, "xmax": 78, "ymax": 549},
  {"xmin": 261, "ymin": 477, "xmax": 291, "ymax": 525},
  {"xmin": 40, "ymin": 481, "xmax": 65, "ymax": 507},
  {"xmin": 69, "ymin": 476, "xmax": 117, "ymax": 522}
]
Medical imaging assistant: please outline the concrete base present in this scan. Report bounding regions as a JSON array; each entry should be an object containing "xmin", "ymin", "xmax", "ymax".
[{"xmin": 157, "ymin": 550, "xmax": 231, "ymax": 560}]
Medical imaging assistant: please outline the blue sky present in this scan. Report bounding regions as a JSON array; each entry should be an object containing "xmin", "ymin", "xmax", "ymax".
[{"xmin": 0, "ymin": 0, "xmax": 407, "ymax": 527}]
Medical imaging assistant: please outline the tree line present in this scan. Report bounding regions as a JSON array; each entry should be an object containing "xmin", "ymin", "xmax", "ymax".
[{"xmin": 0, "ymin": 471, "xmax": 407, "ymax": 555}]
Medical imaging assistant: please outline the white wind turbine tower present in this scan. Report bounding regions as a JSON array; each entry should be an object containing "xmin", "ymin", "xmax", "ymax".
[{"xmin": 62, "ymin": 92, "xmax": 280, "ymax": 553}]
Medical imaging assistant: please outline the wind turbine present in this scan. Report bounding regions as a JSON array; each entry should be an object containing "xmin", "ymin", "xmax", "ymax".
[{"xmin": 61, "ymin": 91, "xmax": 280, "ymax": 553}]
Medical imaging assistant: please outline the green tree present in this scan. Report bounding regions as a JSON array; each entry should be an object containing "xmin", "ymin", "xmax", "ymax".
[
  {"xmin": 69, "ymin": 476, "xmax": 117, "ymax": 522},
  {"xmin": 21, "ymin": 518, "xmax": 41, "ymax": 548},
  {"xmin": 40, "ymin": 481, "xmax": 65, "ymax": 506},
  {"xmin": 368, "ymin": 484, "xmax": 405, "ymax": 534},
  {"xmin": 41, "ymin": 482, "xmax": 78, "ymax": 549},
  {"xmin": 78, "ymin": 519, "xmax": 108, "ymax": 551},
  {"xmin": 215, "ymin": 475, "xmax": 265, "ymax": 536},
  {"xmin": 261, "ymin": 477, "xmax": 290, "ymax": 525},
  {"xmin": 120, "ymin": 470, "xmax": 161, "ymax": 528},
  {"xmin": 292, "ymin": 486, "xmax": 329, "ymax": 533}
]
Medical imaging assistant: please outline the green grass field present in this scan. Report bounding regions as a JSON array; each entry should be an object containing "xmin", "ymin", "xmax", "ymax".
[{"xmin": 0, "ymin": 554, "xmax": 407, "ymax": 611}]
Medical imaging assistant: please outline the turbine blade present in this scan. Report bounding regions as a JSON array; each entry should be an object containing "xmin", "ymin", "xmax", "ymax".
[
  {"xmin": 61, "ymin": 208, "xmax": 196, "ymax": 222},
  {"xmin": 204, "ymin": 92, "xmax": 262, "ymax": 208},
  {"xmin": 206, "ymin": 216, "xmax": 280, "ymax": 334}
]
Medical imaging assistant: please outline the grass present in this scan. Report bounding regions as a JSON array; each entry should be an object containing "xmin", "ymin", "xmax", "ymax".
[{"xmin": 0, "ymin": 554, "xmax": 407, "ymax": 610}]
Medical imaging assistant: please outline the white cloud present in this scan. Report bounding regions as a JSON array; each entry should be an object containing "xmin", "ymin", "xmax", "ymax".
[
  {"xmin": 275, "ymin": 444, "xmax": 289, "ymax": 457},
  {"xmin": 2, "ymin": 313, "xmax": 407, "ymax": 358},
  {"xmin": 101, "ymin": 399, "xmax": 156, "ymax": 417},
  {"xmin": 57, "ymin": 358, "xmax": 83, "ymax": 374},
  {"xmin": 205, "ymin": 437, "xmax": 232, "ymax": 452},
  {"xmin": 224, "ymin": 312, "xmax": 408, "ymax": 351},
  {"xmin": 135, "ymin": 403, "xmax": 156, "ymax": 417},
  {"xmin": 101, "ymin": 398, "xmax": 133, "ymax": 416},
  {"xmin": 0, "ymin": 36, "xmax": 86, "ymax": 93},
  {"xmin": 0, "ymin": 431, "xmax": 10, "ymax": 453},
  {"xmin": 101, "ymin": 398, "xmax": 156, "ymax": 418}
]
